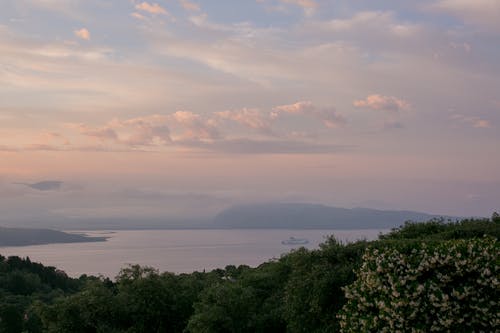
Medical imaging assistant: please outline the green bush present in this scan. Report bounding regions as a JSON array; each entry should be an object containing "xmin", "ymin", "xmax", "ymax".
[{"xmin": 338, "ymin": 237, "xmax": 499, "ymax": 332}]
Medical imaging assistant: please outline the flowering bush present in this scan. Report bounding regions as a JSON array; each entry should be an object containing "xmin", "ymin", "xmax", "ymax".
[{"xmin": 338, "ymin": 237, "xmax": 499, "ymax": 332}]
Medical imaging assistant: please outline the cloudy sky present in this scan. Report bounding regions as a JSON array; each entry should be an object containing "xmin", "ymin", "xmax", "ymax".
[{"xmin": 1, "ymin": 0, "xmax": 499, "ymax": 223}]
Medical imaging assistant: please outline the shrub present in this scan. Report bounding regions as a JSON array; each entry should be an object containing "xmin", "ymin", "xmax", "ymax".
[{"xmin": 338, "ymin": 237, "xmax": 499, "ymax": 332}]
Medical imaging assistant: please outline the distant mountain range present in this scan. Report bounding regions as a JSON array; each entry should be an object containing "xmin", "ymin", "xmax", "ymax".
[
  {"xmin": 213, "ymin": 203, "xmax": 457, "ymax": 229},
  {"xmin": 0, "ymin": 227, "xmax": 107, "ymax": 247}
]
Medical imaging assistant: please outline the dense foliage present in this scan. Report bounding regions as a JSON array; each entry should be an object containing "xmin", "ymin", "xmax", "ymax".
[
  {"xmin": 338, "ymin": 237, "xmax": 499, "ymax": 332},
  {"xmin": 0, "ymin": 214, "xmax": 498, "ymax": 332}
]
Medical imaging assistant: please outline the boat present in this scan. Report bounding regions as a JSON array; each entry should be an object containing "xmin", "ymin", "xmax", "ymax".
[{"xmin": 281, "ymin": 237, "xmax": 309, "ymax": 245}]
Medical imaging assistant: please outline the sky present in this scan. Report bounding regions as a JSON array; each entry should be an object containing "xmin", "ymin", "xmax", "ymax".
[{"xmin": 1, "ymin": 0, "xmax": 499, "ymax": 225}]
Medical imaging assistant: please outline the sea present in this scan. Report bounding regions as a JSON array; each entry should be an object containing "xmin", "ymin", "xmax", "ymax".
[{"xmin": 0, "ymin": 229, "xmax": 386, "ymax": 279}]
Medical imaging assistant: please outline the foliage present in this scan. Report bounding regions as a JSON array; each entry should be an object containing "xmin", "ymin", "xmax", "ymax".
[
  {"xmin": 281, "ymin": 239, "xmax": 368, "ymax": 333},
  {"xmin": 186, "ymin": 261, "xmax": 289, "ymax": 333},
  {"xmin": 338, "ymin": 237, "xmax": 499, "ymax": 332},
  {"xmin": 380, "ymin": 217, "xmax": 500, "ymax": 240},
  {"xmin": 0, "ymin": 255, "xmax": 84, "ymax": 332},
  {"xmin": 1, "ymin": 214, "xmax": 498, "ymax": 332}
]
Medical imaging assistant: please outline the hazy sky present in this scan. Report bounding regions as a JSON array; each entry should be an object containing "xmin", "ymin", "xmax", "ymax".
[{"xmin": 1, "ymin": 0, "xmax": 499, "ymax": 223}]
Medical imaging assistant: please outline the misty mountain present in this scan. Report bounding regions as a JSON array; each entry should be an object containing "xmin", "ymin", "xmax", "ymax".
[
  {"xmin": 0, "ymin": 227, "xmax": 107, "ymax": 246},
  {"xmin": 14, "ymin": 181, "xmax": 64, "ymax": 191},
  {"xmin": 213, "ymin": 203, "xmax": 457, "ymax": 229}
]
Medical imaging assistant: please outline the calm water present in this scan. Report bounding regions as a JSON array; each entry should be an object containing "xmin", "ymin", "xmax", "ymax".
[{"xmin": 0, "ymin": 229, "xmax": 385, "ymax": 278}]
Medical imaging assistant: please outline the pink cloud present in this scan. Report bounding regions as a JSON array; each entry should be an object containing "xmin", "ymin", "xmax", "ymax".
[
  {"xmin": 135, "ymin": 2, "xmax": 168, "ymax": 15},
  {"xmin": 77, "ymin": 124, "xmax": 119, "ymax": 142},
  {"xmin": 180, "ymin": 0, "xmax": 200, "ymax": 11},
  {"xmin": 131, "ymin": 12, "xmax": 147, "ymax": 20},
  {"xmin": 216, "ymin": 108, "xmax": 274, "ymax": 135},
  {"xmin": 278, "ymin": 0, "xmax": 317, "ymax": 16},
  {"xmin": 281, "ymin": 0, "xmax": 318, "ymax": 8},
  {"xmin": 74, "ymin": 28, "xmax": 90, "ymax": 40},
  {"xmin": 71, "ymin": 115, "xmax": 171, "ymax": 147},
  {"xmin": 171, "ymin": 111, "xmax": 220, "ymax": 141},
  {"xmin": 474, "ymin": 119, "xmax": 491, "ymax": 128},
  {"xmin": 451, "ymin": 114, "xmax": 492, "ymax": 128},
  {"xmin": 430, "ymin": 0, "xmax": 500, "ymax": 32},
  {"xmin": 121, "ymin": 116, "xmax": 172, "ymax": 145},
  {"xmin": 353, "ymin": 94, "xmax": 410, "ymax": 112},
  {"xmin": 280, "ymin": 0, "xmax": 317, "ymax": 9},
  {"xmin": 273, "ymin": 101, "xmax": 346, "ymax": 128}
]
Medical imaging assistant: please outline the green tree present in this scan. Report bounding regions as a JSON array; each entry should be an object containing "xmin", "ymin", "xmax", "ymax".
[{"xmin": 282, "ymin": 239, "xmax": 367, "ymax": 333}]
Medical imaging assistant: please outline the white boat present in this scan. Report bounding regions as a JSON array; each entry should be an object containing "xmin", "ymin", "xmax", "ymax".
[{"xmin": 281, "ymin": 237, "xmax": 309, "ymax": 245}]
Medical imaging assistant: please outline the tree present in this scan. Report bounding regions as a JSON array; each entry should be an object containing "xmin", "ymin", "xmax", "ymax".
[{"xmin": 492, "ymin": 212, "xmax": 500, "ymax": 223}]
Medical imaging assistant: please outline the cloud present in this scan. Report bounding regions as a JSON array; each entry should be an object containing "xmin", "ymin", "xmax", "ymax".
[
  {"xmin": 178, "ymin": 138, "xmax": 348, "ymax": 155},
  {"xmin": 17, "ymin": 101, "xmax": 351, "ymax": 154},
  {"xmin": 77, "ymin": 124, "xmax": 119, "ymax": 142},
  {"xmin": 179, "ymin": 0, "xmax": 200, "ymax": 11},
  {"xmin": 69, "ymin": 115, "xmax": 172, "ymax": 147},
  {"xmin": 313, "ymin": 11, "xmax": 420, "ymax": 37},
  {"xmin": 279, "ymin": 0, "xmax": 317, "ymax": 16},
  {"xmin": 171, "ymin": 111, "xmax": 220, "ymax": 141},
  {"xmin": 257, "ymin": 0, "xmax": 317, "ymax": 15},
  {"xmin": 74, "ymin": 28, "xmax": 90, "ymax": 40},
  {"xmin": 430, "ymin": 0, "xmax": 500, "ymax": 32},
  {"xmin": 451, "ymin": 114, "xmax": 492, "ymax": 128},
  {"xmin": 216, "ymin": 108, "xmax": 274, "ymax": 135},
  {"xmin": 353, "ymin": 94, "xmax": 410, "ymax": 113},
  {"xmin": 273, "ymin": 101, "xmax": 346, "ymax": 128},
  {"xmin": 474, "ymin": 120, "xmax": 491, "ymax": 128},
  {"xmin": 120, "ymin": 116, "xmax": 172, "ymax": 145},
  {"xmin": 135, "ymin": 2, "xmax": 168, "ymax": 15},
  {"xmin": 131, "ymin": 12, "xmax": 147, "ymax": 20},
  {"xmin": 280, "ymin": 0, "xmax": 317, "ymax": 8}
]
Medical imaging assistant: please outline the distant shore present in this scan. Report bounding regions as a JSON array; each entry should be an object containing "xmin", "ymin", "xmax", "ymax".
[{"xmin": 0, "ymin": 227, "xmax": 108, "ymax": 247}]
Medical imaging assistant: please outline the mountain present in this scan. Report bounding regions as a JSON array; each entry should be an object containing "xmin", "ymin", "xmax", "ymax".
[
  {"xmin": 13, "ymin": 180, "xmax": 64, "ymax": 191},
  {"xmin": 213, "ymin": 203, "xmax": 457, "ymax": 229},
  {"xmin": 0, "ymin": 227, "xmax": 107, "ymax": 246}
]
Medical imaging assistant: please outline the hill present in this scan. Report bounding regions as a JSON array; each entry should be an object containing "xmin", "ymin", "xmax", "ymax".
[
  {"xmin": 0, "ymin": 227, "xmax": 107, "ymax": 246},
  {"xmin": 213, "ymin": 203, "xmax": 457, "ymax": 229}
]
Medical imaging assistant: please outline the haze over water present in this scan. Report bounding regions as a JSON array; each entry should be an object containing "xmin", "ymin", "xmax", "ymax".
[{"xmin": 0, "ymin": 229, "xmax": 384, "ymax": 278}]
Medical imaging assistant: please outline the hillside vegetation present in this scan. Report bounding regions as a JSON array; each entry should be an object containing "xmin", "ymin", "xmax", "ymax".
[{"xmin": 0, "ymin": 214, "xmax": 498, "ymax": 332}]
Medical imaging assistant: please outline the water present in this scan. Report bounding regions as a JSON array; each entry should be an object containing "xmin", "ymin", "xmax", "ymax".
[{"xmin": 0, "ymin": 229, "xmax": 385, "ymax": 278}]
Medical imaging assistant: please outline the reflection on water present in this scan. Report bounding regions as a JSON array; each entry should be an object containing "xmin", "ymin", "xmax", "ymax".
[{"xmin": 0, "ymin": 229, "xmax": 385, "ymax": 278}]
